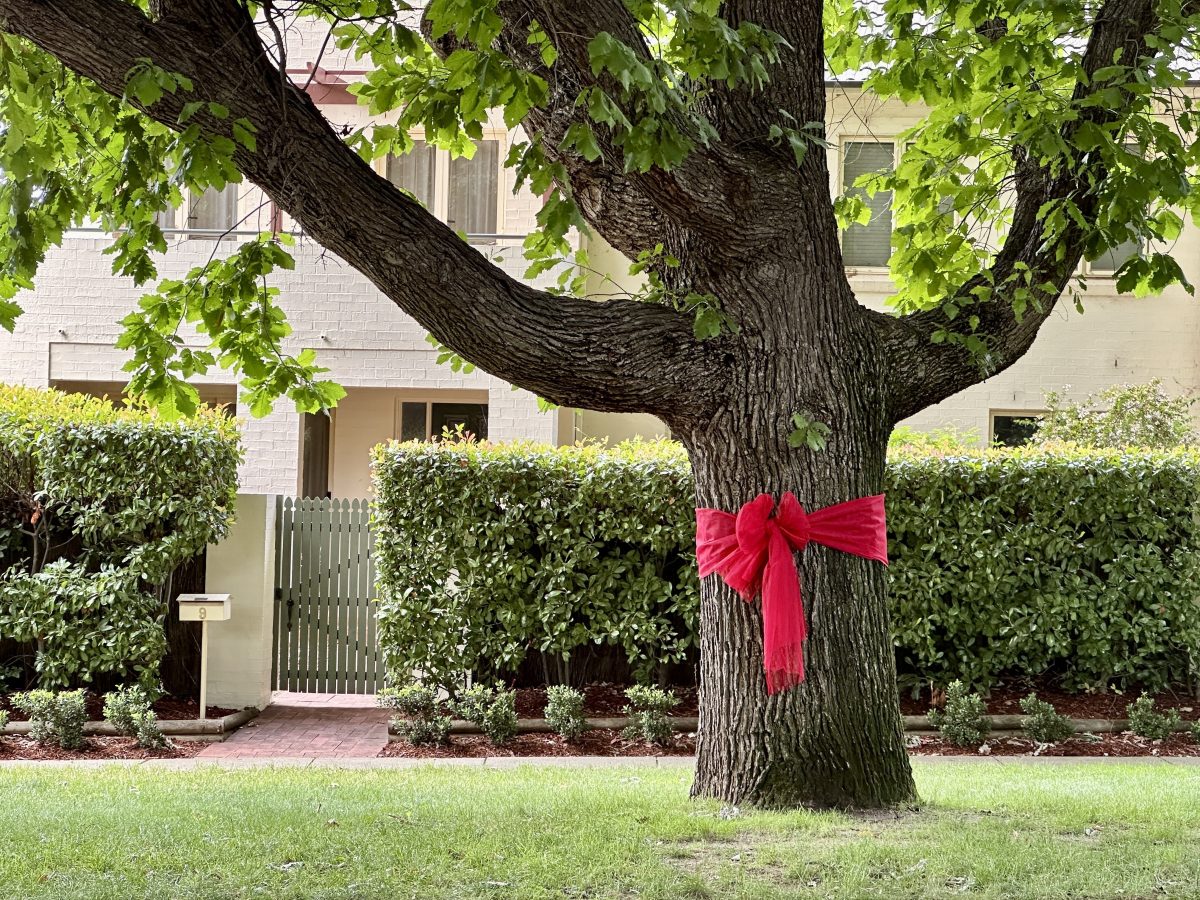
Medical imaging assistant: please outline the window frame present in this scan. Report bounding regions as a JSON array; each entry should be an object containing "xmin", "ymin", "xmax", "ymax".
[
  {"xmin": 838, "ymin": 135, "xmax": 901, "ymax": 273},
  {"xmin": 379, "ymin": 131, "xmax": 508, "ymax": 239},
  {"xmin": 989, "ymin": 409, "xmax": 1046, "ymax": 447},
  {"xmin": 156, "ymin": 183, "xmax": 243, "ymax": 240},
  {"xmin": 1084, "ymin": 234, "xmax": 1145, "ymax": 278},
  {"xmin": 1084, "ymin": 143, "xmax": 1147, "ymax": 278},
  {"xmin": 391, "ymin": 392, "xmax": 490, "ymax": 442}
]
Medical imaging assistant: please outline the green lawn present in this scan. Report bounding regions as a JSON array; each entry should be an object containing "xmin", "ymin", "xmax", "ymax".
[{"xmin": 1, "ymin": 762, "xmax": 1198, "ymax": 899}]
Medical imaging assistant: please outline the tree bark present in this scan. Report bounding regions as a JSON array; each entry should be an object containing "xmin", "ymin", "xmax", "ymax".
[{"xmin": 671, "ymin": 274, "xmax": 917, "ymax": 810}]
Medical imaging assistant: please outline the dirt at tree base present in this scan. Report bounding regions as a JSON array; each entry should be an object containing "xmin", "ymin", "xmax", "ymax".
[
  {"xmin": 513, "ymin": 680, "xmax": 1198, "ymax": 721},
  {"xmin": 378, "ymin": 727, "xmax": 1200, "ymax": 760}
]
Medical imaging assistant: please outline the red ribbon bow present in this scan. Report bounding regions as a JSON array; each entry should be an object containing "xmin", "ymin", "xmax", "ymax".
[{"xmin": 695, "ymin": 493, "xmax": 889, "ymax": 694}]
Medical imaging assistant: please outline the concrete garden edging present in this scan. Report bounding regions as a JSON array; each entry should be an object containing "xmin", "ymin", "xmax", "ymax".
[
  {"xmin": 3, "ymin": 707, "xmax": 259, "ymax": 739},
  {"xmin": 388, "ymin": 713, "xmax": 1194, "ymax": 740}
]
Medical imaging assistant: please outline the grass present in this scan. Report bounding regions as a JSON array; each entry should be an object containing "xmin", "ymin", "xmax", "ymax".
[{"xmin": 1, "ymin": 761, "xmax": 1198, "ymax": 899}]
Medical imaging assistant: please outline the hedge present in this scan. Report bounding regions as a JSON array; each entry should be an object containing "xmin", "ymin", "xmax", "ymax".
[
  {"xmin": 372, "ymin": 440, "xmax": 697, "ymax": 689},
  {"xmin": 372, "ymin": 439, "xmax": 1200, "ymax": 694},
  {"xmin": 0, "ymin": 385, "xmax": 241, "ymax": 689}
]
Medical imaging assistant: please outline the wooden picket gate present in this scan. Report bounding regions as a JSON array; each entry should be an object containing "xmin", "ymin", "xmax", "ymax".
[{"xmin": 272, "ymin": 497, "xmax": 384, "ymax": 693}]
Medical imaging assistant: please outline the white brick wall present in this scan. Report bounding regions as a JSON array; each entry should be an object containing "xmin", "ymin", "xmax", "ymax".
[{"xmin": 0, "ymin": 233, "xmax": 560, "ymax": 495}]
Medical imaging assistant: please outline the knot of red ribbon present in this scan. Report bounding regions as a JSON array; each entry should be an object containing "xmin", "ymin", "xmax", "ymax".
[{"xmin": 695, "ymin": 492, "xmax": 889, "ymax": 694}]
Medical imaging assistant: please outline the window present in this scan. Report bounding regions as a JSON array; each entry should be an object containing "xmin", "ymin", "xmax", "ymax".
[
  {"xmin": 399, "ymin": 400, "xmax": 488, "ymax": 441},
  {"xmin": 1091, "ymin": 144, "xmax": 1144, "ymax": 275},
  {"xmin": 157, "ymin": 184, "xmax": 240, "ymax": 238},
  {"xmin": 991, "ymin": 412, "xmax": 1043, "ymax": 447},
  {"xmin": 386, "ymin": 139, "xmax": 501, "ymax": 236},
  {"xmin": 1091, "ymin": 233, "xmax": 1141, "ymax": 274},
  {"xmin": 301, "ymin": 412, "xmax": 331, "ymax": 499},
  {"xmin": 841, "ymin": 141, "xmax": 895, "ymax": 267}
]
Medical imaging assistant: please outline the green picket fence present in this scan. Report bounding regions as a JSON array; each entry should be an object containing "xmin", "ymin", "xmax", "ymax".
[{"xmin": 272, "ymin": 497, "xmax": 384, "ymax": 693}]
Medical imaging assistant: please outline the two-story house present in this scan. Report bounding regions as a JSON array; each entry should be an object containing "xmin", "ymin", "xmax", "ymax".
[{"xmin": 3, "ymin": 21, "xmax": 1197, "ymax": 498}]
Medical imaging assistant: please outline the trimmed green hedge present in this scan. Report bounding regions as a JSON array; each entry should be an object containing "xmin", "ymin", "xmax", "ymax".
[
  {"xmin": 889, "ymin": 446, "xmax": 1200, "ymax": 691},
  {"xmin": 372, "ymin": 440, "xmax": 1200, "ymax": 693},
  {"xmin": 372, "ymin": 440, "xmax": 697, "ymax": 689},
  {"xmin": 0, "ymin": 385, "xmax": 241, "ymax": 689}
]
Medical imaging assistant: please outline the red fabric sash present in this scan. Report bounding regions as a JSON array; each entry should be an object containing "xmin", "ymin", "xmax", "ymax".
[{"xmin": 695, "ymin": 493, "xmax": 889, "ymax": 694}]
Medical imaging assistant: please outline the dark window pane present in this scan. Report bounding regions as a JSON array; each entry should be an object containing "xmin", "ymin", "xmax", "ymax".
[
  {"xmin": 301, "ymin": 412, "xmax": 330, "ymax": 498},
  {"xmin": 400, "ymin": 402, "xmax": 427, "ymax": 441},
  {"xmin": 842, "ymin": 141, "xmax": 895, "ymax": 267},
  {"xmin": 992, "ymin": 414, "xmax": 1041, "ymax": 447},
  {"xmin": 430, "ymin": 403, "xmax": 488, "ymax": 441},
  {"xmin": 1093, "ymin": 236, "xmax": 1141, "ymax": 273}
]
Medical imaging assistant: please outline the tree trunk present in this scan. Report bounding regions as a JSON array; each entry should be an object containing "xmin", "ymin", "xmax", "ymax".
[{"xmin": 677, "ymin": 312, "xmax": 917, "ymax": 810}]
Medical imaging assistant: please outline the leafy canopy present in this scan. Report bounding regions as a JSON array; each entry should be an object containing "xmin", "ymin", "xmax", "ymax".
[{"xmin": 2, "ymin": 0, "xmax": 1200, "ymax": 412}]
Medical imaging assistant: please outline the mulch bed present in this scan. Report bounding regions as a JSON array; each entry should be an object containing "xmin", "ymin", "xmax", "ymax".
[
  {"xmin": 381, "ymin": 729, "xmax": 1199, "ymax": 759},
  {"xmin": 0, "ymin": 735, "xmax": 207, "ymax": 761},
  {"xmin": 513, "ymin": 683, "xmax": 699, "ymax": 718},
  {"xmin": 379, "ymin": 727, "xmax": 696, "ymax": 759},
  {"xmin": 0, "ymin": 693, "xmax": 236, "ymax": 723},
  {"xmin": 910, "ymin": 732, "xmax": 1200, "ymax": 757},
  {"xmin": 900, "ymin": 681, "xmax": 1198, "ymax": 720},
  {"xmin": 513, "ymin": 680, "xmax": 1198, "ymax": 722}
]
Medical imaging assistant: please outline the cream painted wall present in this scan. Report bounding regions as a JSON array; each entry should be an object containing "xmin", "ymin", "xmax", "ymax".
[
  {"xmin": 573, "ymin": 233, "xmax": 673, "ymax": 444},
  {"xmin": 328, "ymin": 386, "xmax": 492, "ymax": 497},
  {"xmin": 7, "ymin": 76, "xmax": 1199, "ymax": 484},
  {"xmin": 203, "ymin": 494, "xmax": 276, "ymax": 711},
  {"xmin": 577, "ymin": 410, "xmax": 672, "ymax": 444},
  {"xmin": 823, "ymin": 90, "xmax": 1200, "ymax": 441}
]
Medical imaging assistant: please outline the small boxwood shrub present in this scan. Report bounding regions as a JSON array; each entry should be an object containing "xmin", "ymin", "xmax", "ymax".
[
  {"xmin": 373, "ymin": 440, "xmax": 1200, "ymax": 693},
  {"xmin": 0, "ymin": 386, "xmax": 240, "ymax": 689},
  {"xmin": 452, "ymin": 686, "xmax": 519, "ymax": 745},
  {"xmin": 0, "ymin": 709, "xmax": 8, "ymax": 732},
  {"xmin": 1190, "ymin": 720, "xmax": 1200, "ymax": 744},
  {"xmin": 1019, "ymin": 693, "xmax": 1074, "ymax": 744},
  {"xmin": 1126, "ymin": 694, "xmax": 1181, "ymax": 740},
  {"xmin": 928, "ymin": 681, "xmax": 990, "ymax": 747},
  {"xmin": 622, "ymin": 685, "xmax": 677, "ymax": 746},
  {"xmin": 545, "ymin": 686, "xmax": 587, "ymax": 741},
  {"xmin": 377, "ymin": 684, "xmax": 451, "ymax": 746},
  {"xmin": 103, "ymin": 685, "xmax": 167, "ymax": 750},
  {"xmin": 12, "ymin": 688, "xmax": 86, "ymax": 749}
]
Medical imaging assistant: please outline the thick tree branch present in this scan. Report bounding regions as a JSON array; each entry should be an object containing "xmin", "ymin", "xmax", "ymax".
[
  {"xmin": 711, "ymin": 2, "xmax": 828, "ymax": 155},
  {"xmin": 0, "ymin": 0, "xmax": 717, "ymax": 418},
  {"xmin": 877, "ymin": 0, "xmax": 1170, "ymax": 422},
  {"xmin": 434, "ymin": 1, "xmax": 768, "ymax": 262}
]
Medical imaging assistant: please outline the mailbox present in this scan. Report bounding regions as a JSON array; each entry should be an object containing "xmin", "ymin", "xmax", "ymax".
[{"xmin": 178, "ymin": 593, "xmax": 231, "ymax": 622}]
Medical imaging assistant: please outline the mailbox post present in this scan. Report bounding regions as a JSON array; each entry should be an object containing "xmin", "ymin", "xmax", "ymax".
[{"xmin": 177, "ymin": 594, "xmax": 231, "ymax": 719}]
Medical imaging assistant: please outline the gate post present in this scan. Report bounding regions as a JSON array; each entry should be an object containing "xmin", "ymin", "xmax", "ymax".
[{"xmin": 203, "ymin": 493, "xmax": 278, "ymax": 710}]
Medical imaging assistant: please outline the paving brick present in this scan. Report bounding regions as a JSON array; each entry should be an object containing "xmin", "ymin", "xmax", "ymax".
[{"xmin": 199, "ymin": 693, "xmax": 389, "ymax": 760}]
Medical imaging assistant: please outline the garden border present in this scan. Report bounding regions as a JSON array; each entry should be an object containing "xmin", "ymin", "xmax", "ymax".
[
  {"xmin": 3, "ymin": 707, "xmax": 258, "ymax": 739},
  {"xmin": 389, "ymin": 714, "xmax": 1197, "ymax": 740}
]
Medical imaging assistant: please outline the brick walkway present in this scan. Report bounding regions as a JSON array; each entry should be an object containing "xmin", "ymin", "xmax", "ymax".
[{"xmin": 198, "ymin": 692, "xmax": 388, "ymax": 759}]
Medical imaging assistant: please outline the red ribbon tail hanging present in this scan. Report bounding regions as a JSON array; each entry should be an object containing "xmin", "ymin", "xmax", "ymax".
[{"xmin": 760, "ymin": 527, "xmax": 808, "ymax": 694}]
